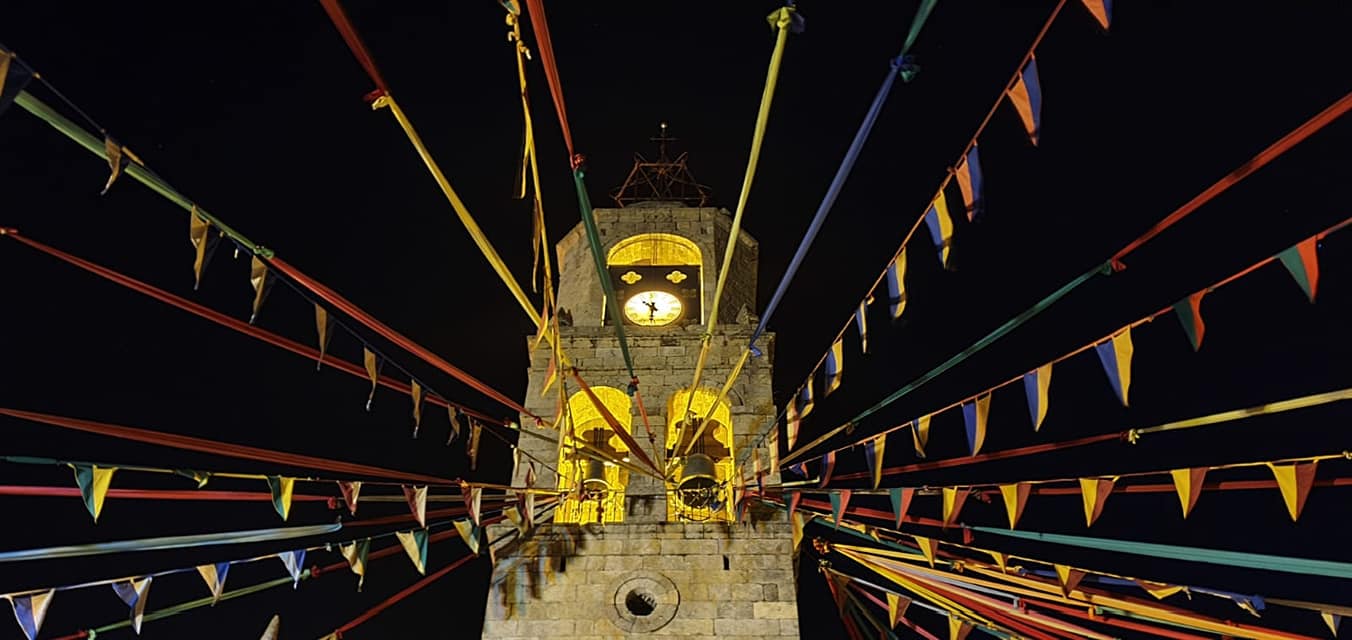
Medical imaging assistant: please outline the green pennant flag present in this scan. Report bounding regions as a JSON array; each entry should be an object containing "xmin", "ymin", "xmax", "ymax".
[{"xmin": 72, "ymin": 464, "xmax": 116, "ymax": 522}]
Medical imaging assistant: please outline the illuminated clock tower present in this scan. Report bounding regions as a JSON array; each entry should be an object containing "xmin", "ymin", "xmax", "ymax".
[{"xmin": 481, "ymin": 131, "xmax": 799, "ymax": 638}]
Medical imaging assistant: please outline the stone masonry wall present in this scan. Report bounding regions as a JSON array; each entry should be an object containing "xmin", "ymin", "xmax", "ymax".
[{"xmin": 483, "ymin": 522, "xmax": 798, "ymax": 640}]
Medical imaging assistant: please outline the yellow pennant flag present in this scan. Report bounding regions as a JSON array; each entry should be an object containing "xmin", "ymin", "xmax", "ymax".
[
  {"xmin": 911, "ymin": 415, "xmax": 931, "ymax": 458},
  {"xmin": 314, "ymin": 305, "xmax": 332, "ymax": 370},
  {"xmin": 1079, "ymin": 477, "xmax": 1116, "ymax": 527},
  {"xmin": 1054, "ymin": 564, "xmax": 1087, "ymax": 596},
  {"xmin": 411, "ymin": 380, "xmax": 424, "ymax": 437},
  {"xmin": 468, "ymin": 420, "xmax": 483, "ymax": 471},
  {"xmin": 1135, "ymin": 579, "xmax": 1185, "ymax": 600},
  {"xmin": 72, "ymin": 464, "xmax": 116, "ymax": 522},
  {"xmin": 987, "ymin": 550, "xmax": 1008, "ymax": 572},
  {"xmin": 1268, "ymin": 460, "xmax": 1318, "ymax": 521},
  {"xmin": 267, "ymin": 476, "xmax": 295, "ymax": 521},
  {"xmin": 1170, "ymin": 468, "xmax": 1207, "ymax": 518},
  {"xmin": 540, "ymin": 354, "xmax": 557, "ymax": 396},
  {"xmin": 913, "ymin": 535, "xmax": 938, "ymax": 567},
  {"xmin": 999, "ymin": 482, "xmax": 1031, "ymax": 529},
  {"xmin": 249, "ymin": 256, "xmax": 269, "ymax": 323},
  {"xmin": 886, "ymin": 592, "xmax": 911, "ymax": 629},
  {"xmin": 455, "ymin": 519, "xmax": 480, "ymax": 555},
  {"xmin": 942, "ymin": 487, "xmax": 970, "ymax": 528},
  {"xmin": 189, "ymin": 207, "xmax": 211, "ymax": 290},
  {"xmin": 792, "ymin": 512, "xmax": 812, "ymax": 555},
  {"xmin": 196, "ymin": 563, "xmax": 229, "ymax": 605},
  {"xmin": 258, "ymin": 615, "xmax": 280, "ymax": 640},
  {"xmin": 338, "ymin": 539, "xmax": 369, "ymax": 589},
  {"xmin": 1321, "ymin": 611, "xmax": 1341, "ymax": 636},
  {"xmin": 948, "ymin": 616, "xmax": 972, "ymax": 640},
  {"xmin": 404, "ymin": 485, "xmax": 427, "ymax": 527},
  {"xmin": 363, "ymin": 347, "xmax": 380, "ymax": 410},
  {"xmin": 1095, "ymin": 328, "xmax": 1134, "ymax": 406},
  {"xmin": 395, "ymin": 530, "xmax": 428, "ymax": 575},
  {"xmin": 101, "ymin": 137, "xmax": 124, "ymax": 195}
]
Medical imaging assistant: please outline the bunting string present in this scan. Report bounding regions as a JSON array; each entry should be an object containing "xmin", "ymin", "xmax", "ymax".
[
  {"xmin": 778, "ymin": 84, "xmax": 1352, "ymax": 469},
  {"xmin": 796, "ymin": 214, "xmax": 1352, "ymax": 470},
  {"xmin": 0, "ymin": 524, "xmax": 340, "ymax": 563}
]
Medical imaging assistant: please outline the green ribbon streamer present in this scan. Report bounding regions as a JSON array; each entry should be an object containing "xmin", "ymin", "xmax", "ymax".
[
  {"xmin": 972, "ymin": 526, "xmax": 1352, "ymax": 580},
  {"xmin": 0, "ymin": 524, "xmax": 340, "ymax": 563},
  {"xmin": 13, "ymin": 91, "xmax": 270, "ymax": 257},
  {"xmin": 572, "ymin": 169, "xmax": 636, "ymax": 379}
]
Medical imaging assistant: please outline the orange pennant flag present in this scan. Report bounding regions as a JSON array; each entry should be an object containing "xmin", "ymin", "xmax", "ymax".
[
  {"xmin": 1135, "ymin": 579, "xmax": 1185, "ymax": 600},
  {"xmin": 942, "ymin": 487, "xmax": 970, "ymax": 528},
  {"xmin": 949, "ymin": 616, "xmax": 973, "ymax": 640},
  {"xmin": 363, "ymin": 347, "xmax": 380, "ymax": 410},
  {"xmin": 1170, "ymin": 468, "xmax": 1207, "ymax": 518},
  {"xmin": 189, "ymin": 207, "xmax": 211, "ymax": 290},
  {"xmin": 1079, "ymin": 477, "xmax": 1116, "ymax": 527},
  {"xmin": 886, "ymin": 592, "xmax": 911, "ymax": 629},
  {"xmin": 999, "ymin": 482, "xmax": 1031, "ymax": 529},
  {"xmin": 987, "ymin": 550, "xmax": 1008, "ymax": 572},
  {"xmin": 1268, "ymin": 460, "xmax": 1318, "ymax": 521},
  {"xmin": 1054, "ymin": 564, "xmax": 1087, "ymax": 596}
]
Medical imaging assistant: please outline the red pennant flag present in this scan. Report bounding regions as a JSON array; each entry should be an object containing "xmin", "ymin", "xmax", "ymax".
[
  {"xmin": 889, "ymin": 487, "xmax": 914, "ymax": 529},
  {"xmin": 337, "ymin": 481, "xmax": 362, "ymax": 516},
  {"xmin": 1079, "ymin": 477, "xmax": 1116, "ymax": 527},
  {"xmin": 403, "ymin": 485, "xmax": 427, "ymax": 527},
  {"xmin": 999, "ymin": 482, "xmax": 1032, "ymax": 529},
  {"xmin": 1170, "ymin": 468, "xmax": 1207, "ymax": 518},
  {"xmin": 1054, "ymin": 564, "xmax": 1087, "ymax": 596},
  {"xmin": 1269, "ymin": 460, "xmax": 1318, "ymax": 521},
  {"xmin": 1278, "ymin": 237, "xmax": 1320, "ymax": 302},
  {"xmin": 788, "ymin": 490, "xmax": 802, "ymax": 520},
  {"xmin": 941, "ymin": 487, "xmax": 970, "ymax": 528}
]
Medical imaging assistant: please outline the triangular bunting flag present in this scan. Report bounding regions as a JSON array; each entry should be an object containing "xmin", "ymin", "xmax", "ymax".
[
  {"xmin": 314, "ymin": 304, "xmax": 333, "ymax": 370},
  {"xmin": 787, "ymin": 490, "xmax": 802, "ymax": 520},
  {"xmin": 267, "ymin": 476, "xmax": 295, "ymax": 521},
  {"xmin": 468, "ymin": 485, "xmax": 483, "ymax": 525},
  {"xmin": 404, "ymin": 485, "xmax": 428, "ymax": 527},
  {"xmin": 101, "ymin": 136, "xmax": 127, "ymax": 195},
  {"xmin": 1322, "ymin": 611, "xmax": 1341, "ymax": 636},
  {"xmin": 786, "ymin": 400, "xmax": 800, "ymax": 450},
  {"xmin": 798, "ymin": 382, "xmax": 815, "ymax": 419},
  {"xmin": 856, "ymin": 298, "xmax": 870, "ymax": 353},
  {"xmin": 258, "ymin": 615, "xmax": 280, "ymax": 640},
  {"xmin": 924, "ymin": 191, "xmax": 955, "ymax": 269},
  {"xmin": 196, "ymin": 562, "xmax": 230, "ymax": 605},
  {"xmin": 72, "ymin": 464, "xmax": 116, "ymax": 522},
  {"xmin": 767, "ymin": 418, "xmax": 781, "ymax": 471},
  {"xmin": 7, "ymin": 590, "xmax": 54, "ymax": 640},
  {"xmin": 1022, "ymin": 363, "xmax": 1052, "ymax": 431},
  {"xmin": 1079, "ymin": 0, "xmax": 1112, "ymax": 29},
  {"xmin": 954, "ymin": 144, "xmax": 985, "ymax": 221},
  {"xmin": 248, "ymin": 255, "xmax": 271, "ymax": 324},
  {"xmin": 523, "ymin": 466, "xmax": 537, "ymax": 529},
  {"xmin": 410, "ymin": 380, "xmax": 424, "ymax": 438},
  {"xmin": 468, "ymin": 420, "xmax": 483, "ymax": 471},
  {"xmin": 1054, "ymin": 564, "xmax": 1087, "ymax": 596},
  {"xmin": 988, "ymin": 550, "xmax": 1008, "ymax": 572},
  {"xmin": 886, "ymin": 251, "xmax": 908, "ymax": 320},
  {"xmin": 540, "ymin": 354, "xmax": 558, "ymax": 397},
  {"xmin": 0, "ymin": 48, "xmax": 36, "ymax": 118},
  {"xmin": 914, "ymin": 535, "xmax": 938, "ymax": 567},
  {"xmin": 279, "ymin": 549, "xmax": 306, "ymax": 587},
  {"xmin": 1173, "ymin": 292, "xmax": 1207, "ymax": 351},
  {"xmin": 825, "ymin": 338, "xmax": 845, "ymax": 395},
  {"xmin": 396, "ymin": 529, "xmax": 429, "ymax": 575},
  {"xmin": 829, "ymin": 490, "xmax": 852, "ymax": 529},
  {"xmin": 961, "ymin": 393, "xmax": 991, "ymax": 456},
  {"xmin": 337, "ymin": 480, "xmax": 362, "ymax": 516},
  {"xmin": 911, "ymin": 415, "xmax": 931, "ymax": 458},
  {"xmin": 942, "ymin": 487, "xmax": 970, "ymax": 528},
  {"xmin": 949, "ymin": 616, "xmax": 972, "ymax": 640},
  {"xmin": 1278, "ymin": 237, "xmax": 1320, "ymax": 302},
  {"xmin": 1135, "ymin": 579, "xmax": 1185, "ymax": 600},
  {"xmin": 455, "ymin": 518, "xmax": 481, "ymax": 555},
  {"xmin": 1268, "ymin": 460, "xmax": 1318, "ymax": 521},
  {"xmin": 363, "ymin": 347, "xmax": 381, "ymax": 410},
  {"xmin": 111, "ymin": 576, "xmax": 152, "ymax": 634},
  {"xmin": 1079, "ymin": 477, "xmax": 1116, "ymax": 526},
  {"xmin": 999, "ymin": 482, "xmax": 1032, "ymax": 529},
  {"xmin": 1007, "ymin": 55, "xmax": 1042, "ymax": 145},
  {"xmin": 792, "ymin": 512, "xmax": 812, "ymax": 555},
  {"xmin": 446, "ymin": 405, "xmax": 462, "ymax": 445},
  {"xmin": 339, "ymin": 538, "xmax": 370, "ymax": 589},
  {"xmin": 886, "ymin": 592, "xmax": 911, "ymax": 629},
  {"xmin": 828, "ymin": 573, "xmax": 851, "ymax": 614},
  {"xmin": 889, "ymin": 488, "xmax": 914, "ymax": 529},
  {"xmin": 819, "ymin": 451, "xmax": 836, "ymax": 487},
  {"xmin": 188, "ymin": 207, "xmax": 213, "ymax": 290},
  {"xmin": 864, "ymin": 435, "xmax": 886, "ymax": 489},
  {"xmin": 1170, "ymin": 468, "xmax": 1207, "ymax": 518},
  {"xmin": 1094, "ymin": 328, "xmax": 1134, "ymax": 406}
]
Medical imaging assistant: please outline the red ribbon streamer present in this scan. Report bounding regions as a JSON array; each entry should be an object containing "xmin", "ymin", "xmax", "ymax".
[
  {"xmin": 0, "ymin": 230, "xmax": 508, "ymax": 427},
  {"xmin": 0, "ymin": 407, "xmax": 456, "ymax": 486},
  {"xmin": 269, "ymin": 257, "xmax": 540, "ymax": 420},
  {"xmin": 317, "ymin": 0, "xmax": 390, "ymax": 94},
  {"xmin": 523, "ymin": 0, "xmax": 576, "ymax": 159}
]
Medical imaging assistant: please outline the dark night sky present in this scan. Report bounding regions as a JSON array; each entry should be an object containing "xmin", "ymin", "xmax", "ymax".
[{"xmin": 1, "ymin": 1, "xmax": 1350, "ymax": 638}]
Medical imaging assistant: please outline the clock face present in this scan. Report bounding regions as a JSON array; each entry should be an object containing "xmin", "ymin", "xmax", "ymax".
[{"xmin": 623, "ymin": 291, "xmax": 683, "ymax": 326}]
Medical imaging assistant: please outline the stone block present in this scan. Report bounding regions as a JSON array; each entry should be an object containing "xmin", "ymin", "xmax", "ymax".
[
  {"xmin": 717, "ymin": 601, "xmax": 754, "ymax": 618},
  {"xmin": 715, "ymin": 618, "xmax": 767, "ymax": 636},
  {"xmin": 753, "ymin": 601, "xmax": 797, "ymax": 619},
  {"xmin": 662, "ymin": 617, "xmax": 715, "ymax": 636},
  {"xmin": 518, "ymin": 619, "xmax": 575, "ymax": 636},
  {"xmin": 780, "ymin": 618, "xmax": 800, "ymax": 636},
  {"xmin": 731, "ymin": 582, "xmax": 765, "ymax": 601}
]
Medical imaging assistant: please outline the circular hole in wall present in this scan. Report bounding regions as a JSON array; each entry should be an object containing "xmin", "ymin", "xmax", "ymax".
[{"xmin": 624, "ymin": 589, "xmax": 657, "ymax": 617}]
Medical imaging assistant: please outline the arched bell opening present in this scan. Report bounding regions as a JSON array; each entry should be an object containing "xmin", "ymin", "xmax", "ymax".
[
  {"xmin": 556, "ymin": 387, "xmax": 632, "ymax": 524},
  {"xmin": 665, "ymin": 387, "xmax": 735, "ymax": 522}
]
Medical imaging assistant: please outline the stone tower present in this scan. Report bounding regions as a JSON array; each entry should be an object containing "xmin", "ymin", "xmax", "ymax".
[{"xmin": 480, "ymin": 149, "xmax": 798, "ymax": 638}]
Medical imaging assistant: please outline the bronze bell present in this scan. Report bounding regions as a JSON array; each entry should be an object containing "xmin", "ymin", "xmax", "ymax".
[
  {"xmin": 580, "ymin": 458, "xmax": 610, "ymax": 494},
  {"xmin": 676, "ymin": 453, "xmax": 719, "ymax": 508}
]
